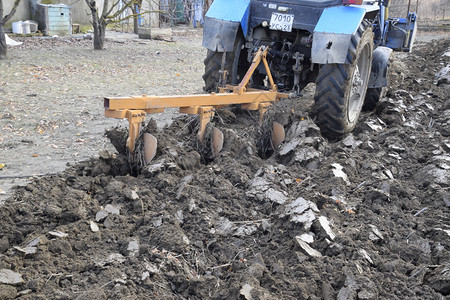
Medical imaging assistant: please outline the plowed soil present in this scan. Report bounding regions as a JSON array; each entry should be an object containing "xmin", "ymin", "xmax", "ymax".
[{"xmin": 0, "ymin": 30, "xmax": 449, "ymax": 299}]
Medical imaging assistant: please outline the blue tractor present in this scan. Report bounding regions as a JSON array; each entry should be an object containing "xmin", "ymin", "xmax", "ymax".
[{"xmin": 202, "ymin": 0, "xmax": 417, "ymax": 138}]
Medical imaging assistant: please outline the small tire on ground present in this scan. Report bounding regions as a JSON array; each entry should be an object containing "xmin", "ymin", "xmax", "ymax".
[{"xmin": 314, "ymin": 20, "xmax": 374, "ymax": 139}]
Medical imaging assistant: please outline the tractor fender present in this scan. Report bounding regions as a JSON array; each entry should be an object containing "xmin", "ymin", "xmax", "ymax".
[
  {"xmin": 312, "ymin": 6, "xmax": 374, "ymax": 64},
  {"xmin": 368, "ymin": 46, "xmax": 393, "ymax": 88},
  {"xmin": 202, "ymin": 0, "xmax": 250, "ymax": 52}
]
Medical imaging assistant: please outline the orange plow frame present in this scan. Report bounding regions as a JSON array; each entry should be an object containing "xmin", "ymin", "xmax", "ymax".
[{"xmin": 104, "ymin": 47, "xmax": 289, "ymax": 161}]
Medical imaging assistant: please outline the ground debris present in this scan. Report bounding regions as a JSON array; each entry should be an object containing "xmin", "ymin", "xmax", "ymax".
[
  {"xmin": 0, "ymin": 269, "xmax": 24, "ymax": 285},
  {"xmin": 295, "ymin": 236, "xmax": 322, "ymax": 258}
]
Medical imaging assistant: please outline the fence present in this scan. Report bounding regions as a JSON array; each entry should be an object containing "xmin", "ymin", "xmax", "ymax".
[{"xmin": 115, "ymin": 0, "xmax": 212, "ymax": 29}]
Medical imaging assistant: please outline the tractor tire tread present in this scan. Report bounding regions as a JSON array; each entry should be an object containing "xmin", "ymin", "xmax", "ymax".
[{"xmin": 314, "ymin": 20, "xmax": 373, "ymax": 139}]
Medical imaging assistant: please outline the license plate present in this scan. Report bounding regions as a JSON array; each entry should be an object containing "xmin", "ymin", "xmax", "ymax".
[{"xmin": 269, "ymin": 12, "xmax": 294, "ymax": 32}]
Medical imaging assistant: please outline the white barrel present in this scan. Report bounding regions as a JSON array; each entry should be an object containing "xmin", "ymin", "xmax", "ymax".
[
  {"xmin": 12, "ymin": 21, "xmax": 23, "ymax": 34},
  {"xmin": 22, "ymin": 21, "xmax": 31, "ymax": 34}
]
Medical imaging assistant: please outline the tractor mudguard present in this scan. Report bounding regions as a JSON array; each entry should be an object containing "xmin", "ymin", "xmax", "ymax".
[
  {"xmin": 368, "ymin": 46, "xmax": 392, "ymax": 88},
  {"xmin": 312, "ymin": 5, "xmax": 373, "ymax": 64},
  {"xmin": 202, "ymin": 0, "xmax": 250, "ymax": 52}
]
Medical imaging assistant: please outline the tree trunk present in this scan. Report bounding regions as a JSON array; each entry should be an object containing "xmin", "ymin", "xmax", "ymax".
[
  {"xmin": 131, "ymin": 4, "xmax": 139, "ymax": 34},
  {"xmin": 0, "ymin": 0, "xmax": 6, "ymax": 60},
  {"xmin": 93, "ymin": 16, "xmax": 106, "ymax": 50},
  {"xmin": 0, "ymin": 25, "xmax": 6, "ymax": 60},
  {"xmin": 87, "ymin": 1, "xmax": 106, "ymax": 50}
]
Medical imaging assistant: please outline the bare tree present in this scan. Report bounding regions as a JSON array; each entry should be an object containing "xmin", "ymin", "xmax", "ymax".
[
  {"xmin": 0, "ymin": 0, "xmax": 21, "ymax": 59},
  {"xmin": 85, "ymin": 0, "xmax": 145, "ymax": 50},
  {"xmin": 431, "ymin": 2, "xmax": 439, "ymax": 20},
  {"xmin": 130, "ymin": 0, "xmax": 143, "ymax": 34}
]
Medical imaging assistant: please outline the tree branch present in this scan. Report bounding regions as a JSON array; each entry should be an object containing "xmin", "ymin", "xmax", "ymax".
[
  {"xmin": 110, "ymin": 10, "xmax": 154, "ymax": 23},
  {"xmin": 4, "ymin": 0, "xmax": 21, "ymax": 23},
  {"xmin": 105, "ymin": 0, "xmax": 121, "ymax": 18},
  {"xmin": 109, "ymin": 0, "xmax": 139, "ymax": 19}
]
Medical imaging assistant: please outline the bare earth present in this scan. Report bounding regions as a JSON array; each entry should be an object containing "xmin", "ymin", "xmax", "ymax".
[
  {"xmin": 0, "ymin": 28, "xmax": 449, "ymax": 299},
  {"xmin": 0, "ymin": 27, "xmax": 205, "ymax": 202}
]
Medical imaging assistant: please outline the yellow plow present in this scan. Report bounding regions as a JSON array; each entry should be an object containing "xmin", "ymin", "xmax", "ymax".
[{"xmin": 104, "ymin": 47, "xmax": 288, "ymax": 165}]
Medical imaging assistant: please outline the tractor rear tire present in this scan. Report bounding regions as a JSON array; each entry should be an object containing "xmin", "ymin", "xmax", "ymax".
[
  {"xmin": 314, "ymin": 21, "xmax": 374, "ymax": 139},
  {"xmin": 203, "ymin": 34, "xmax": 247, "ymax": 92}
]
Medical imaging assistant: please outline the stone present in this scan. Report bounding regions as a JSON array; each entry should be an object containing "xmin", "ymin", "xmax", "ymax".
[
  {"xmin": 261, "ymin": 219, "xmax": 271, "ymax": 231},
  {"xmin": 215, "ymin": 217, "xmax": 235, "ymax": 236},
  {"xmin": 90, "ymin": 221, "xmax": 99, "ymax": 232},
  {"xmin": 369, "ymin": 225, "xmax": 384, "ymax": 240},
  {"xmin": 443, "ymin": 194, "xmax": 450, "ymax": 207},
  {"xmin": 359, "ymin": 249, "xmax": 374, "ymax": 265},
  {"xmin": 176, "ymin": 175, "xmax": 193, "ymax": 200},
  {"xmin": 141, "ymin": 271, "xmax": 150, "ymax": 281},
  {"xmin": 264, "ymin": 188, "xmax": 288, "ymax": 204},
  {"xmin": 435, "ymin": 64, "xmax": 450, "ymax": 85},
  {"xmin": 295, "ymin": 236, "xmax": 322, "ymax": 257},
  {"xmin": 284, "ymin": 197, "xmax": 318, "ymax": 215},
  {"xmin": 175, "ymin": 209, "xmax": 184, "ymax": 224},
  {"xmin": 284, "ymin": 197, "xmax": 319, "ymax": 230},
  {"xmin": 342, "ymin": 134, "xmax": 362, "ymax": 148},
  {"xmin": 240, "ymin": 284, "xmax": 254, "ymax": 300},
  {"xmin": 318, "ymin": 216, "xmax": 336, "ymax": 240},
  {"xmin": 48, "ymin": 231, "xmax": 68, "ymax": 238},
  {"xmin": 13, "ymin": 246, "xmax": 37, "ymax": 256},
  {"xmin": 234, "ymin": 224, "xmax": 258, "ymax": 236},
  {"xmin": 246, "ymin": 177, "xmax": 288, "ymax": 204},
  {"xmin": 104, "ymin": 204, "xmax": 120, "ymax": 215},
  {"xmin": 0, "ymin": 269, "xmax": 24, "ymax": 285},
  {"xmin": 95, "ymin": 209, "xmax": 108, "ymax": 222},
  {"xmin": 144, "ymin": 262, "xmax": 159, "ymax": 274},
  {"xmin": 290, "ymin": 210, "xmax": 316, "ymax": 229},
  {"xmin": 94, "ymin": 253, "xmax": 126, "ymax": 267},
  {"xmin": 127, "ymin": 239, "xmax": 139, "ymax": 257},
  {"xmin": 131, "ymin": 190, "xmax": 139, "ymax": 200},
  {"xmin": 298, "ymin": 233, "xmax": 314, "ymax": 244},
  {"xmin": 331, "ymin": 163, "xmax": 350, "ymax": 185},
  {"xmin": 143, "ymin": 159, "xmax": 166, "ymax": 176},
  {"xmin": 286, "ymin": 120, "xmax": 320, "ymax": 139}
]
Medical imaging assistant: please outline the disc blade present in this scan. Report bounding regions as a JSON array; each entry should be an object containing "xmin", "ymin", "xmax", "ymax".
[
  {"xmin": 143, "ymin": 133, "xmax": 157, "ymax": 164},
  {"xmin": 271, "ymin": 121, "xmax": 285, "ymax": 150},
  {"xmin": 211, "ymin": 127, "xmax": 224, "ymax": 158}
]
